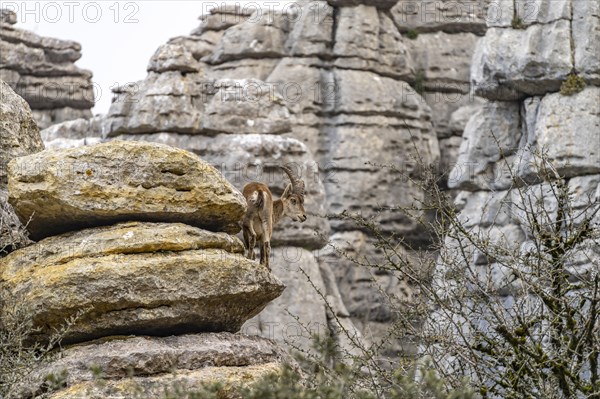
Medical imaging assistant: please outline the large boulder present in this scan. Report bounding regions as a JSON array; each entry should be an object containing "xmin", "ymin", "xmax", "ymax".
[
  {"xmin": 0, "ymin": 222, "xmax": 284, "ymax": 345},
  {"xmin": 15, "ymin": 333, "xmax": 290, "ymax": 399},
  {"xmin": 8, "ymin": 140, "xmax": 247, "ymax": 239}
]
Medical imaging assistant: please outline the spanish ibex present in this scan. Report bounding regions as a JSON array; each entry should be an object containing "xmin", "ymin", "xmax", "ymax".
[{"xmin": 242, "ymin": 165, "xmax": 306, "ymax": 270}]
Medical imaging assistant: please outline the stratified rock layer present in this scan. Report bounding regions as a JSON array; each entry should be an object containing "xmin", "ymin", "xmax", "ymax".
[
  {"xmin": 0, "ymin": 11, "xmax": 94, "ymax": 128},
  {"xmin": 0, "ymin": 222, "xmax": 284, "ymax": 344},
  {"xmin": 15, "ymin": 333, "xmax": 290, "ymax": 399},
  {"xmin": 8, "ymin": 140, "xmax": 247, "ymax": 239}
]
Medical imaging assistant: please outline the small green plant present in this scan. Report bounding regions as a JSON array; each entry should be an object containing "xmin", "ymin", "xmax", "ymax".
[
  {"xmin": 511, "ymin": 16, "xmax": 525, "ymax": 29},
  {"xmin": 411, "ymin": 69, "xmax": 426, "ymax": 95},
  {"xmin": 560, "ymin": 73, "xmax": 586, "ymax": 96},
  {"xmin": 405, "ymin": 29, "xmax": 419, "ymax": 40}
]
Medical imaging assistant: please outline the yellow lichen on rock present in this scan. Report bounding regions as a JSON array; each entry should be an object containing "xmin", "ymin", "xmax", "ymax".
[{"xmin": 7, "ymin": 140, "xmax": 247, "ymax": 240}]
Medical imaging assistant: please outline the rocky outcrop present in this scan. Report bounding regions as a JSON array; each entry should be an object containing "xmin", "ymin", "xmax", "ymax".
[
  {"xmin": 0, "ymin": 221, "xmax": 282, "ymax": 345},
  {"xmin": 0, "ymin": 79, "xmax": 44, "ymax": 254},
  {"xmin": 434, "ymin": 0, "xmax": 600, "ymax": 373},
  {"xmin": 1, "ymin": 140, "xmax": 287, "ymax": 397},
  {"xmin": 15, "ymin": 333, "xmax": 290, "ymax": 399},
  {"xmin": 8, "ymin": 140, "xmax": 247, "ymax": 240},
  {"xmin": 0, "ymin": 9, "xmax": 94, "ymax": 129},
  {"xmin": 30, "ymin": 0, "xmax": 495, "ymax": 358}
]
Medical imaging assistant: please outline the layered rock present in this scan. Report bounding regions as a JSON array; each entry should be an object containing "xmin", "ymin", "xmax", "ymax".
[
  {"xmin": 434, "ymin": 0, "xmax": 600, "ymax": 374},
  {"xmin": 0, "ymin": 79, "xmax": 44, "ymax": 254},
  {"xmin": 8, "ymin": 140, "xmax": 247, "ymax": 240},
  {"xmin": 28, "ymin": 0, "xmax": 496, "ymax": 359},
  {"xmin": 0, "ymin": 222, "xmax": 283, "ymax": 345},
  {"xmin": 1, "ymin": 138, "xmax": 288, "ymax": 397},
  {"xmin": 15, "ymin": 333, "xmax": 290, "ymax": 399},
  {"xmin": 0, "ymin": 9, "xmax": 94, "ymax": 129}
]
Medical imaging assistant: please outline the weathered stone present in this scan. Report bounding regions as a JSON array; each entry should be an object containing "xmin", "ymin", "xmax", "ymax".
[
  {"xmin": 522, "ymin": 87, "xmax": 600, "ymax": 179},
  {"xmin": 285, "ymin": 1, "xmax": 333, "ymax": 57},
  {"xmin": 266, "ymin": 57, "xmax": 329, "ymax": 115},
  {"xmin": 14, "ymin": 74, "xmax": 95, "ymax": 110},
  {"xmin": 0, "ymin": 80, "xmax": 44, "ymax": 185},
  {"xmin": 207, "ymin": 11, "xmax": 289, "ymax": 64},
  {"xmin": 0, "ymin": 222, "xmax": 284, "ymax": 344},
  {"xmin": 407, "ymin": 32, "xmax": 479, "ymax": 91},
  {"xmin": 489, "ymin": 0, "xmax": 570, "ymax": 28},
  {"xmin": 243, "ymin": 247, "xmax": 329, "ymax": 352},
  {"xmin": 439, "ymin": 136, "xmax": 463, "ymax": 178},
  {"xmin": 104, "ymin": 72, "xmax": 205, "ymax": 136},
  {"xmin": 8, "ymin": 141, "xmax": 247, "ymax": 239},
  {"xmin": 333, "ymin": 7, "xmax": 414, "ymax": 79},
  {"xmin": 472, "ymin": 21, "xmax": 573, "ymax": 100},
  {"xmin": 321, "ymin": 231, "xmax": 417, "ymax": 324},
  {"xmin": 20, "ymin": 333, "xmax": 291, "ymax": 398},
  {"xmin": 456, "ymin": 189, "xmax": 513, "ymax": 228},
  {"xmin": 0, "ymin": 23, "xmax": 93, "ymax": 128},
  {"xmin": 573, "ymin": 0, "xmax": 600, "ymax": 84},
  {"xmin": 328, "ymin": 69, "xmax": 430, "ymax": 120},
  {"xmin": 17, "ymin": 333, "xmax": 289, "ymax": 399},
  {"xmin": 147, "ymin": 43, "xmax": 201, "ymax": 73},
  {"xmin": 169, "ymin": 32, "xmax": 224, "ymax": 60},
  {"xmin": 41, "ymin": 116, "xmax": 103, "ymax": 141},
  {"xmin": 449, "ymin": 101, "xmax": 521, "ymax": 191},
  {"xmin": 0, "ymin": 188, "xmax": 31, "ymax": 255},
  {"xmin": 110, "ymin": 133, "xmax": 330, "ymax": 250},
  {"xmin": 325, "ymin": 120, "xmax": 439, "ymax": 242},
  {"xmin": 32, "ymin": 107, "xmax": 93, "ymax": 130},
  {"xmin": 46, "ymin": 365, "xmax": 280, "ymax": 399},
  {"xmin": 207, "ymin": 58, "xmax": 280, "ymax": 80},
  {"xmin": 391, "ymin": 0, "xmax": 489, "ymax": 35},
  {"xmin": 204, "ymin": 79, "xmax": 292, "ymax": 135}
]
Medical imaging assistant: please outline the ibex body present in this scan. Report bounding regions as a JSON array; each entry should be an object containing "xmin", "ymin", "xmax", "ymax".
[{"xmin": 242, "ymin": 166, "xmax": 306, "ymax": 269}]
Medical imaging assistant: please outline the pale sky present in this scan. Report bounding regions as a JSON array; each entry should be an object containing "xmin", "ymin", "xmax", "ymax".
[{"xmin": 1, "ymin": 1, "xmax": 221, "ymax": 114}]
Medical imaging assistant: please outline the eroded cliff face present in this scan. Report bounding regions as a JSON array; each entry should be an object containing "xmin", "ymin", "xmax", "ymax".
[
  {"xmin": 0, "ymin": 116, "xmax": 290, "ymax": 396},
  {"xmin": 448, "ymin": 0, "xmax": 599, "ymax": 271},
  {"xmin": 0, "ymin": 9, "xmax": 95, "ymax": 129},
  {"xmin": 429, "ymin": 0, "xmax": 600, "ymax": 379},
  {"xmin": 3, "ymin": 0, "xmax": 491, "ymax": 357}
]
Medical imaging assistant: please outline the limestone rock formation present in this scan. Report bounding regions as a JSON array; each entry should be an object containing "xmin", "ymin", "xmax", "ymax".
[
  {"xmin": 0, "ymin": 79, "xmax": 44, "ymax": 253},
  {"xmin": 434, "ymin": 0, "xmax": 600, "ymax": 378},
  {"xmin": 16, "ymin": 333, "xmax": 290, "ymax": 399},
  {"xmin": 0, "ymin": 222, "xmax": 283, "ymax": 345},
  {"xmin": 0, "ymin": 10, "xmax": 95, "ymax": 129},
  {"xmin": 8, "ymin": 140, "xmax": 247, "ymax": 240}
]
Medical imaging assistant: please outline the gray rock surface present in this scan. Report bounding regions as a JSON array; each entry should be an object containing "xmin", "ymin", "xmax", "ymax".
[
  {"xmin": 391, "ymin": 0, "xmax": 490, "ymax": 35},
  {"xmin": 243, "ymin": 247, "xmax": 329, "ymax": 351},
  {"xmin": 0, "ymin": 19, "xmax": 95, "ymax": 128},
  {"xmin": 472, "ymin": 21, "xmax": 573, "ymax": 100}
]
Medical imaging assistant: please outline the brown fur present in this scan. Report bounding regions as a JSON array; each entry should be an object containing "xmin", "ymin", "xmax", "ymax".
[{"xmin": 242, "ymin": 180, "xmax": 306, "ymax": 270}]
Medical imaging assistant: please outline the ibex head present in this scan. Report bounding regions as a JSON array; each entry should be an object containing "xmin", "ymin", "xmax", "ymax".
[{"xmin": 280, "ymin": 165, "xmax": 307, "ymax": 223}]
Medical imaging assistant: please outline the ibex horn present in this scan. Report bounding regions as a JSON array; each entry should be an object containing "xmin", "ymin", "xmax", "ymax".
[{"xmin": 280, "ymin": 165, "xmax": 305, "ymax": 197}]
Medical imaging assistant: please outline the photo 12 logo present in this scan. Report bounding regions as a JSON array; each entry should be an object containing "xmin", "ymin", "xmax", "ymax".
[{"xmin": 1, "ymin": 1, "xmax": 140, "ymax": 24}]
